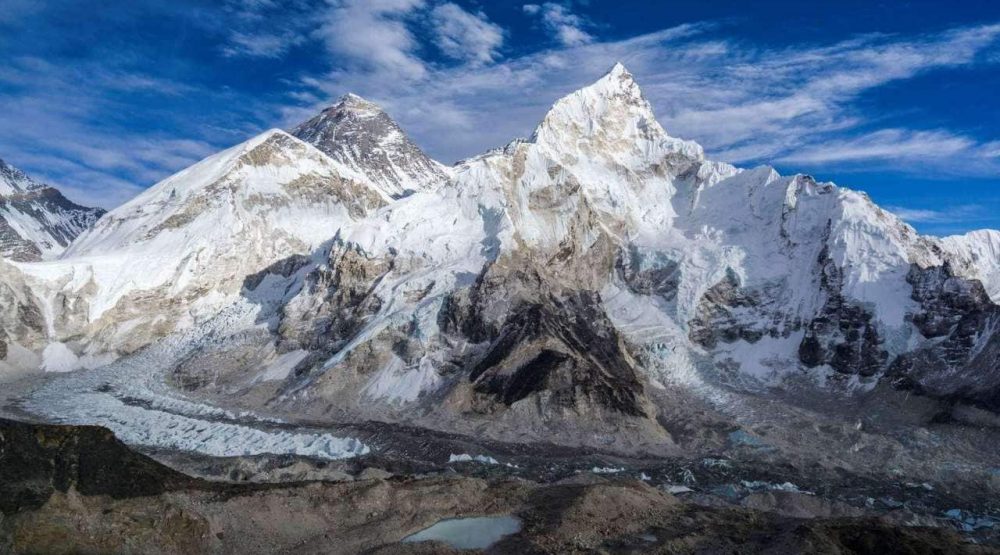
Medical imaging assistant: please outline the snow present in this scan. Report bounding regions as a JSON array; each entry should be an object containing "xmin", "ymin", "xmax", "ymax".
[
  {"xmin": 3, "ymin": 61, "xmax": 998, "ymax": 439},
  {"xmin": 0, "ymin": 158, "xmax": 43, "ymax": 196},
  {"xmin": 255, "ymin": 349, "xmax": 308, "ymax": 382},
  {"xmin": 21, "ymin": 300, "xmax": 371, "ymax": 460},
  {"xmin": 362, "ymin": 355, "xmax": 443, "ymax": 404},
  {"xmin": 665, "ymin": 485, "xmax": 694, "ymax": 494},
  {"xmin": 591, "ymin": 466, "xmax": 626, "ymax": 474},
  {"xmin": 1, "ymin": 158, "xmax": 102, "ymax": 260},
  {"xmin": 741, "ymin": 480, "xmax": 813, "ymax": 494},
  {"xmin": 55, "ymin": 129, "xmax": 388, "ymax": 310},
  {"xmin": 449, "ymin": 453, "xmax": 500, "ymax": 465},
  {"xmin": 940, "ymin": 229, "xmax": 1000, "ymax": 303},
  {"xmin": 41, "ymin": 342, "xmax": 79, "ymax": 373},
  {"xmin": 10, "ymin": 129, "xmax": 396, "ymax": 370},
  {"xmin": 712, "ymin": 332, "xmax": 806, "ymax": 383}
]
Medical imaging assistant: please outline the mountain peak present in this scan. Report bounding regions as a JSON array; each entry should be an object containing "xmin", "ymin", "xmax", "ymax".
[
  {"xmin": 608, "ymin": 61, "xmax": 629, "ymax": 74},
  {"xmin": 330, "ymin": 93, "xmax": 382, "ymax": 116},
  {"xmin": 604, "ymin": 61, "xmax": 635, "ymax": 84},
  {"xmin": 587, "ymin": 61, "xmax": 641, "ymax": 100},
  {"xmin": 529, "ymin": 62, "xmax": 701, "ymax": 168},
  {"xmin": 339, "ymin": 92, "xmax": 373, "ymax": 105},
  {"xmin": 0, "ymin": 157, "xmax": 44, "ymax": 196},
  {"xmin": 291, "ymin": 95, "xmax": 448, "ymax": 198},
  {"xmin": 0, "ymin": 157, "xmax": 104, "ymax": 261}
]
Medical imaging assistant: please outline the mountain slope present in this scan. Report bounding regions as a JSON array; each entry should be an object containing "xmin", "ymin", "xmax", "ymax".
[
  {"xmin": 13, "ymin": 129, "xmax": 392, "ymax": 369},
  {"xmin": 0, "ymin": 158, "xmax": 104, "ymax": 261},
  {"xmin": 291, "ymin": 94, "xmax": 450, "ymax": 198}
]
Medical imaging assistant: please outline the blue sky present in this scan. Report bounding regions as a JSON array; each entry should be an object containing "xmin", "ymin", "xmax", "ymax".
[{"xmin": 1, "ymin": 0, "xmax": 998, "ymax": 235}]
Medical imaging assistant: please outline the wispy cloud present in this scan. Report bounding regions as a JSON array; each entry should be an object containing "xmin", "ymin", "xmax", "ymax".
[
  {"xmin": 0, "ymin": 54, "xmax": 244, "ymax": 208},
  {"xmin": 523, "ymin": 3, "xmax": 594, "ymax": 47},
  {"xmin": 314, "ymin": 0, "xmax": 428, "ymax": 81},
  {"xmin": 884, "ymin": 204, "xmax": 995, "ymax": 237},
  {"xmin": 223, "ymin": 31, "xmax": 305, "ymax": 58},
  {"xmin": 778, "ymin": 129, "xmax": 976, "ymax": 164},
  {"xmin": 886, "ymin": 205, "xmax": 985, "ymax": 223},
  {"xmin": 430, "ymin": 3, "xmax": 505, "ymax": 65}
]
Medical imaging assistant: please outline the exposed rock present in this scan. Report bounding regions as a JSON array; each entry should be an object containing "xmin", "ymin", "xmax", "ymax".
[
  {"xmin": 0, "ymin": 158, "xmax": 104, "ymax": 262},
  {"xmin": 887, "ymin": 263, "xmax": 1000, "ymax": 410},
  {"xmin": 798, "ymin": 247, "xmax": 888, "ymax": 377},
  {"xmin": 292, "ymin": 94, "xmax": 449, "ymax": 198}
]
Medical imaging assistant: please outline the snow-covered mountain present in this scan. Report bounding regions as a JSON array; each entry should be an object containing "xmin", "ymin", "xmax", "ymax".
[
  {"xmin": 0, "ymin": 158, "xmax": 104, "ymax": 261},
  {"xmin": 236, "ymin": 63, "xmax": 998, "ymax": 442},
  {"xmin": 11, "ymin": 129, "xmax": 391, "ymax": 369},
  {"xmin": 292, "ymin": 93, "xmax": 450, "ymax": 198},
  {"xmin": 1, "ymin": 64, "xmax": 998, "ymax": 448}
]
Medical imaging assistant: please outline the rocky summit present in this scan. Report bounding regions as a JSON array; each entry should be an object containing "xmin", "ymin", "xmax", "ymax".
[
  {"xmin": 1, "ymin": 63, "xmax": 999, "ymax": 552},
  {"xmin": 0, "ymin": 158, "xmax": 104, "ymax": 262}
]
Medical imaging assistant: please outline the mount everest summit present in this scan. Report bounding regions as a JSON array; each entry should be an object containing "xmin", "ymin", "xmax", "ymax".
[{"xmin": 1, "ymin": 63, "xmax": 999, "ymax": 457}]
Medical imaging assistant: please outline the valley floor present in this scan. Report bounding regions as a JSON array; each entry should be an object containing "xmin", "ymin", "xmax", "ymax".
[
  {"xmin": 1, "ymin": 416, "xmax": 997, "ymax": 554},
  {"xmin": 2, "ymin": 363, "xmax": 999, "ymax": 553}
]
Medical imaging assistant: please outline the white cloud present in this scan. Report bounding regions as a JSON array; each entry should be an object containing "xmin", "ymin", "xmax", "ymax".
[
  {"xmin": 430, "ymin": 3, "xmax": 504, "ymax": 65},
  {"xmin": 315, "ymin": 0, "xmax": 428, "ymax": 81},
  {"xmin": 524, "ymin": 2, "xmax": 593, "ymax": 47},
  {"xmin": 6, "ymin": 4, "xmax": 1000, "ymax": 212},
  {"xmin": 222, "ymin": 31, "xmax": 304, "ymax": 58},
  {"xmin": 886, "ymin": 204, "xmax": 987, "ymax": 224},
  {"xmin": 778, "ymin": 129, "xmax": 975, "ymax": 165}
]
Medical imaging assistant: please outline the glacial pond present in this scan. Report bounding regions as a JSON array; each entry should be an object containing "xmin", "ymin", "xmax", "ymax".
[{"xmin": 402, "ymin": 515, "xmax": 522, "ymax": 550}]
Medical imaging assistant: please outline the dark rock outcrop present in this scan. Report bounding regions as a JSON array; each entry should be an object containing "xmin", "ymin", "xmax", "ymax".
[
  {"xmin": 887, "ymin": 263, "xmax": 1000, "ymax": 410},
  {"xmin": 0, "ymin": 418, "xmax": 200, "ymax": 514},
  {"xmin": 798, "ymin": 247, "xmax": 888, "ymax": 377}
]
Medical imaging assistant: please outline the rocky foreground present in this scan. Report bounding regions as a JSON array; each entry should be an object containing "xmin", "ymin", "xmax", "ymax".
[{"xmin": 0, "ymin": 417, "xmax": 995, "ymax": 554}]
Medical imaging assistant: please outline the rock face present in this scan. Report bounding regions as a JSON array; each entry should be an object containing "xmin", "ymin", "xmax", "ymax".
[
  {"xmin": 0, "ymin": 158, "xmax": 104, "ymax": 261},
  {"xmin": 0, "ymin": 259, "xmax": 46, "ymax": 373},
  {"xmin": 2, "ymin": 63, "xmax": 999, "ymax": 451},
  {"xmin": 887, "ymin": 263, "xmax": 1000, "ymax": 410},
  {"xmin": 292, "ymin": 94, "xmax": 450, "ymax": 198}
]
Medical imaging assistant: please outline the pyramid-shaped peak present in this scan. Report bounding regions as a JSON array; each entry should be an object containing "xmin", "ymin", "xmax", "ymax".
[
  {"xmin": 607, "ymin": 61, "xmax": 632, "ymax": 78},
  {"xmin": 531, "ymin": 62, "xmax": 662, "ymax": 147},
  {"xmin": 0, "ymin": 156, "xmax": 46, "ymax": 196},
  {"xmin": 333, "ymin": 93, "xmax": 382, "ymax": 112},
  {"xmin": 291, "ymin": 94, "xmax": 448, "ymax": 198},
  {"xmin": 585, "ymin": 61, "xmax": 643, "ymax": 99}
]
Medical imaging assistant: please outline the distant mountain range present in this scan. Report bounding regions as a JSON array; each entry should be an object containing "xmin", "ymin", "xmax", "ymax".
[{"xmin": 0, "ymin": 158, "xmax": 104, "ymax": 262}]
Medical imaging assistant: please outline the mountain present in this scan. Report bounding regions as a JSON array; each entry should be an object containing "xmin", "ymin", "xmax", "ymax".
[
  {"xmin": 131, "ymin": 63, "xmax": 997, "ymax": 450},
  {"xmin": 291, "ymin": 93, "xmax": 450, "ymax": 198},
  {"xmin": 940, "ymin": 229, "xmax": 1000, "ymax": 301},
  {"xmin": 2, "ymin": 63, "xmax": 999, "ymax": 453},
  {"xmin": 0, "ymin": 158, "xmax": 104, "ymax": 262},
  {"xmin": 11, "ymin": 129, "xmax": 392, "ymax": 369}
]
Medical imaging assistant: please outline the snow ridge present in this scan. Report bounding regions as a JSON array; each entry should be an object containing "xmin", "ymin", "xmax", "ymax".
[{"xmin": 0, "ymin": 158, "xmax": 104, "ymax": 261}]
